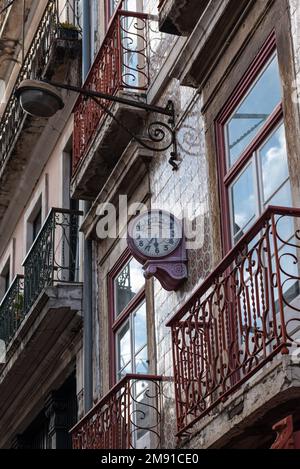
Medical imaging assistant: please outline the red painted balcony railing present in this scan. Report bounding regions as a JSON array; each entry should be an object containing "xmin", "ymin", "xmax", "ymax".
[
  {"xmin": 167, "ymin": 206, "xmax": 300, "ymax": 438},
  {"xmin": 72, "ymin": 5, "xmax": 150, "ymax": 174},
  {"xmin": 71, "ymin": 374, "xmax": 163, "ymax": 449}
]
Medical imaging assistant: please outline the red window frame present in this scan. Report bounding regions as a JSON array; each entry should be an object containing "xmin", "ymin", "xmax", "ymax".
[
  {"xmin": 215, "ymin": 31, "xmax": 283, "ymax": 254},
  {"xmin": 108, "ymin": 248, "xmax": 146, "ymax": 387}
]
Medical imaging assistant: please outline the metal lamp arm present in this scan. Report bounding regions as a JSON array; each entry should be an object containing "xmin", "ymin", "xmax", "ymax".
[{"xmin": 41, "ymin": 79, "xmax": 179, "ymax": 170}]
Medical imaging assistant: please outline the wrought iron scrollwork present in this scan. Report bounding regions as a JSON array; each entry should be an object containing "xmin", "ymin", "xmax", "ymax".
[
  {"xmin": 92, "ymin": 97, "xmax": 178, "ymax": 170},
  {"xmin": 23, "ymin": 208, "xmax": 81, "ymax": 315},
  {"xmin": 169, "ymin": 206, "xmax": 300, "ymax": 439},
  {"xmin": 72, "ymin": 7, "xmax": 179, "ymax": 172},
  {"xmin": 71, "ymin": 374, "xmax": 164, "ymax": 449},
  {"xmin": 0, "ymin": 275, "xmax": 24, "ymax": 346},
  {"xmin": 0, "ymin": 1, "xmax": 72, "ymax": 168}
]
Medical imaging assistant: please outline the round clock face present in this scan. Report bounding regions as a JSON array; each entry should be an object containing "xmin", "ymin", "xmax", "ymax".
[{"xmin": 129, "ymin": 210, "xmax": 182, "ymax": 259}]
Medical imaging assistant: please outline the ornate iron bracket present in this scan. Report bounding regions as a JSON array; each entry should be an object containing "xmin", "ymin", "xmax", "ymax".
[
  {"xmin": 41, "ymin": 80, "xmax": 179, "ymax": 170},
  {"xmin": 91, "ymin": 96, "xmax": 179, "ymax": 170}
]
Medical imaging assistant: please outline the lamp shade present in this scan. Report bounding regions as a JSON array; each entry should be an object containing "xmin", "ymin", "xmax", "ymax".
[{"xmin": 15, "ymin": 79, "xmax": 64, "ymax": 117}]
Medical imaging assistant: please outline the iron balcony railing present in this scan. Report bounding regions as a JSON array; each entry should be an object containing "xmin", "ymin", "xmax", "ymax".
[
  {"xmin": 0, "ymin": 0, "xmax": 81, "ymax": 170},
  {"xmin": 0, "ymin": 275, "xmax": 24, "ymax": 346},
  {"xmin": 72, "ymin": 1, "xmax": 150, "ymax": 174},
  {"xmin": 0, "ymin": 208, "xmax": 81, "ymax": 347},
  {"xmin": 167, "ymin": 206, "xmax": 300, "ymax": 438},
  {"xmin": 23, "ymin": 207, "xmax": 82, "ymax": 314},
  {"xmin": 71, "ymin": 374, "xmax": 164, "ymax": 449}
]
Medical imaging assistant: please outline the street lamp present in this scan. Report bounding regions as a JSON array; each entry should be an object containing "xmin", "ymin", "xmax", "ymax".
[
  {"xmin": 15, "ymin": 79, "xmax": 179, "ymax": 170},
  {"xmin": 15, "ymin": 80, "xmax": 64, "ymax": 118}
]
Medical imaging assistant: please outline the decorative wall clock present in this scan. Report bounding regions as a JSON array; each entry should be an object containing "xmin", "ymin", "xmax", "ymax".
[{"xmin": 127, "ymin": 209, "xmax": 187, "ymax": 291}]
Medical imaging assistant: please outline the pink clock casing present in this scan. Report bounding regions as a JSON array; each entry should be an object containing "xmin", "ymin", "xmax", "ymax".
[{"xmin": 127, "ymin": 210, "xmax": 188, "ymax": 291}]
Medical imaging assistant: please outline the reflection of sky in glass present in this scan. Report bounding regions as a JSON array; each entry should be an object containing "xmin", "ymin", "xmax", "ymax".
[
  {"xmin": 226, "ymin": 56, "xmax": 281, "ymax": 167},
  {"xmin": 134, "ymin": 302, "xmax": 147, "ymax": 352},
  {"xmin": 118, "ymin": 321, "xmax": 131, "ymax": 371},
  {"xmin": 267, "ymin": 182, "xmax": 292, "ymax": 208},
  {"xmin": 115, "ymin": 258, "xmax": 145, "ymax": 317},
  {"xmin": 135, "ymin": 347, "xmax": 148, "ymax": 374},
  {"xmin": 116, "ymin": 301, "xmax": 148, "ymax": 379},
  {"xmin": 260, "ymin": 124, "xmax": 289, "ymax": 203},
  {"xmin": 231, "ymin": 164, "xmax": 255, "ymax": 237}
]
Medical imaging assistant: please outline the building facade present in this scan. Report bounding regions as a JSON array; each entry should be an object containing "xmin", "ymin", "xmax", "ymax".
[{"xmin": 1, "ymin": 0, "xmax": 300, "ymax": 449}]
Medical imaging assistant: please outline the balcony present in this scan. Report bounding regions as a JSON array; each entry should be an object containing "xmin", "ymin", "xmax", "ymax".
[
  {"xmin": 167, "ymin": 206, "xmax": 300, "ymax": 440},
  {"xmin": 0, "ymin": 207, "xmax": 82, "ymax": 350},
  {"xmin": 71, "ymin": 374, "xmax": 164, "ymax": 449},
  {"xmin": 158, "ymin": 0, "xmax": 210, "ymax": 36},
  {"xmin": 0, "ymin": 275, "xmax": 24, "ymax": 348},
  {"xmin": 0, "ymin": 208, "xmax": 82, "ymax": 447},
  {"xmin": 0, "ymin": 0, "xmax": 34, "ymax": 81},
  {"xmin": 22, "ymin": 207, "xmax": 81, "ymax": 314},
  {"xmin": 71, "ymin": 4, "xmax": 151, "ymax": 199},
  {"xmin": 0, "ymin": 0, "xmax": 81, "ymax": 226}
]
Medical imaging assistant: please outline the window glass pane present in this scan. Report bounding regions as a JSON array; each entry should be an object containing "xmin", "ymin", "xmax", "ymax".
[
  {"xmin": 32, "ymin": 209, "xmax": 42, "ymax": 242},
  {"xmin": 231, "ymin": 163, "xmax": 255, "ymax": 239},
  {"xmin": 226, "ymin": 56, "xmax": 281, "ymax": 167},
  {"xmin": 266, "ymin": 180, "xmax": 292, "ymax": 208},
  {"xmin": 134, "ymin": 302, "xmax": 147, "ymax": 353},
  {"xmin": 118, "ymin": 362, "xmax": 132, "ymax": 381},
  {"xmin": 117, "ymin": 321, "xmax": 131, "ymax": 373},
  {"xmin": 135, "ymin": 346, "xmax": 148, "ymax": 374},
  {"xmin": 124, "ymin": 0, "xmax": 137, "ymax": 10},
  {"xmin": 110, "ymin": 0, "xmax": 119, "ymax": 13},
  {"xmin": 259, "ymin": 124, "xmax": 289, "ymax": 204},
  {"xmin": 114, "ymin": 258, "xmax": 145, "ymax": 317}
]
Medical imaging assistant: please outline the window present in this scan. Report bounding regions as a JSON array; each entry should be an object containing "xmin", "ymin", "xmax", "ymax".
[
  {"xmin": 105, "ymin": 0, "xmax": 119, "ymax": 26},
  {"xmin": 105, "ymin": 1, "xmax": 138, "ymax": 26},
  {"xmin": 109, "ymin": 252, "xmax": 153, "ymax": 448},
  {"xmin": 91, "ymin": 0, "xmax": 100, "ymax": 57},
  {"xmin": 110, "ymin": 255, "xmax": 147, "ymax": 382},
  {"xmin": 216, "ymin": 35, "xmax": 291, "ymax": 251},
  {"xmin": 4, "ymin": 269, "xmax": 10, "ymax": 293},
  {"xmin": 216, "ymin": 34, "xmax": 299, "ymax": 321},
  {"xmin": 32, "ymin": 209, "xmax": 42, "ymax": 242},
  {"xmin": 26, "ymin": 196, "xmax": 43, "ymax": 251},
  {"xmin": 0, "ymin": 259, "xmax": 10, "ymax": 298},
  {"xmin": 116, "ymin": 301, "xmax": 148, "ymax": 380}
]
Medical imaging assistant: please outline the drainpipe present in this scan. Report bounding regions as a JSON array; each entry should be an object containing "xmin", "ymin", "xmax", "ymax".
[
  {"xmin": 82, "ymin": 0, "xmax": 91, "ymax": 78},
  {"xmin": 82, "ymin": 0, "xmax": 93, "ymax": 414}
]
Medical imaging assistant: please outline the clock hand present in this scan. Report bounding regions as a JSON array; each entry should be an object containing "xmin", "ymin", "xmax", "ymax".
[
  {"xmin": 154, "ymin": 238, "xmax": 161, "ymax": 254},
  {"xmin": 146, "ymin": 238, "xmax": 154, "ymax": 246}
]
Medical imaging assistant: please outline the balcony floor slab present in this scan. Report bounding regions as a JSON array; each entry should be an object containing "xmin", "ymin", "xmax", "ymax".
[
  {"xmin": 159, "ymin": 0, "xmax": 209, "ymax": 36},
  {"xmin": 71, "ymin": 92, "xmax": 146, "ymax": 200},
  {"xmin": 0, "ymin": 283, "xmax": 82, "ymax": 448},
  {"xmin": 181, "ymin": 355, "xmax": 300, "ymax": 449}
]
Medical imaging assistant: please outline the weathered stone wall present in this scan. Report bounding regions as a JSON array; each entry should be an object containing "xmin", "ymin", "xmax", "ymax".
[{"xmin": 289, "ymin": 0, "xmax": 300, "ymax": 112}]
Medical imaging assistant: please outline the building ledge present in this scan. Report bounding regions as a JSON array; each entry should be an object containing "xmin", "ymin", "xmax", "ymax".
[
  {"xmin": 159, "ymin": 0, "xmax": 210, "ymax": 36},
  {"xmin": 169, "ymin": 0, "xmax": 256, "ymax": 89},
  {"xmin": 0, "ymin": 0, "xmax": 35, "ymax": 81},
  {"xmin": 79, "ymin": 140, "xmax": 153, "ymax": 239},
  {"xmin": 0, "ymin": 283, "xmax": 82, "ymax": 448},
  {"xmin": 182, "ymin": 356, "xmax": 300, "ymax": 449}
]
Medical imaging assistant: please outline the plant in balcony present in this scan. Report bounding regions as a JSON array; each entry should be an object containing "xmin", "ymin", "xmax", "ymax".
[{"xmin": 57, "ymin": 22, "xmax": 80, "ymax": 40}]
